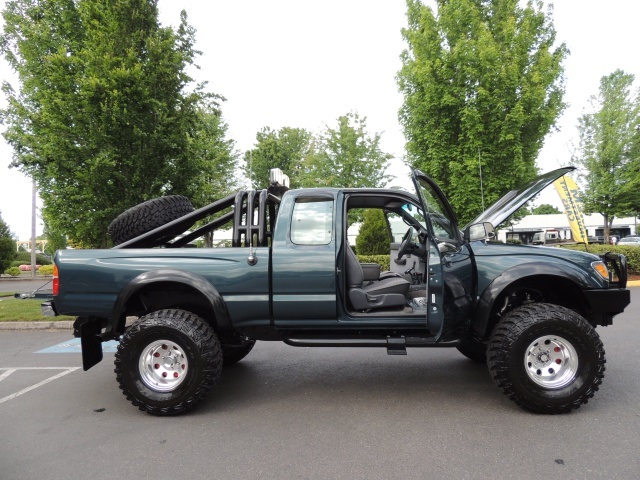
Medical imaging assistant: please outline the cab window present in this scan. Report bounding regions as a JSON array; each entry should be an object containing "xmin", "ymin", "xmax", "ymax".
[{"xmin": 291, "ymin": 198, "xmax": 334, "ymax": 245}]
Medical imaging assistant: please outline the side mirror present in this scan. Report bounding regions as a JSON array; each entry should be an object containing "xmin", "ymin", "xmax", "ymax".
[{"xmin": 464, "ymin": 222, "xmax": 495, "ymax": 242}]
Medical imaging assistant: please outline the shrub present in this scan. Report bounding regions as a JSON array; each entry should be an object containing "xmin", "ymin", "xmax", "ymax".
[
  {"xmin": 357, "ymin": 254, "xmax": 391, "ymax": 272},
  {"xmin": 14, "ymin": 251, "xmax": 51, "ymax": 265},
  {"xmin": 38, "ymin": 264, "xmax": 54, "ymax": 275},
  {"xmin": 561, "ymin": 244, "xmax": 640, "ymax": 275},
  {"xmin": 4, "ymin": 266, "xmax": 20, "ymax": 277},
  {"xmin": 356, "ymin": 209, "xmax": 390, "ymax": 255}
]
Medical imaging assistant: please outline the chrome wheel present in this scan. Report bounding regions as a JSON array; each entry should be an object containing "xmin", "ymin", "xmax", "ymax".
[
  {"xmin": 524, "ymin": 335, "xmax": 578, "ymax": 389},
  {"xmin": 139, "ymin": 339, "xmax": 189, "ymax": 392}
]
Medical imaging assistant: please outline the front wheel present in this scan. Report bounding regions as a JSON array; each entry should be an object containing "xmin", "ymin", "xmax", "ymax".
[
  {"xmin": 487, "ymin": 303, "xmax": 605, "ymax": 414},
  {"xmin": 114, "ymin": 309, "xmax": 222, "ymax": 415}
]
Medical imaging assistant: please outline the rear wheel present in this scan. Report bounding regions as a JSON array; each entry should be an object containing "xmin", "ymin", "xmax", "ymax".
[
  {"xmin": 114, "ymin": 309, "xmax": 222, "ymax": 415},
  {"xmin": 487, "ymin": 303, "xmax": 605, "ymax": 414}
]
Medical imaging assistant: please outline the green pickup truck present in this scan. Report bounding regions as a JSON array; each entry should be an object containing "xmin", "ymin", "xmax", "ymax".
[{"xmin": 44, "ymin": 167, "xmax": 630, "ymax": 415}]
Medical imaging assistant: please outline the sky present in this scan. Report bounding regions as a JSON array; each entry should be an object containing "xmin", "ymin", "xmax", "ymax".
[{"xmin": 1, "ymin": 0, "xmax": 639, "ymax": 240}]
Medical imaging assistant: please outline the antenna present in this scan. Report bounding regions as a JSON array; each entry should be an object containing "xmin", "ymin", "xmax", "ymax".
[
  {"xmin": 479, "ymin": 148, "xmax": 485, "ymax": 211},
  {"xmin": 249, "ymin": 150, "xmax": 253, "ymax": 189}
]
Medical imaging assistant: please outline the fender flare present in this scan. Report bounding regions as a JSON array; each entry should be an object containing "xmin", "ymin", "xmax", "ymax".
[
  {"xmin": 110, "ymin": 269, "xmax": 232, "ymax": 334},
  {"xmin": 472, "ymin": 261, "xmax": 595, "ymax": 338}
]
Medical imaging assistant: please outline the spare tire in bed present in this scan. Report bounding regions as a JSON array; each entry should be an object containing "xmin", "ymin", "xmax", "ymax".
[{"xmin": 108, "ymin": 195, "xmax": 195, "ymax": 246}]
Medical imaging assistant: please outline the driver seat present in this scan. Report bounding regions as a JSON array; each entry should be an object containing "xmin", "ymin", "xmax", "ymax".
[{"xmin": 345, "ymin": 247, "xmax": 410, "ymax": 310}]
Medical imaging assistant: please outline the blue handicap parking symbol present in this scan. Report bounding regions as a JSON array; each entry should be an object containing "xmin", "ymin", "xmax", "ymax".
[{"xmin": 36, "ymin": 338, "xmax": 120, "ymax": 354}]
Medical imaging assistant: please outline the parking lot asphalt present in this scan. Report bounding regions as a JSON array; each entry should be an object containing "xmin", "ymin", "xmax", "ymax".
[{"xmin": 0, "ymin": 288, "xmax": 639, "ymax": 480}]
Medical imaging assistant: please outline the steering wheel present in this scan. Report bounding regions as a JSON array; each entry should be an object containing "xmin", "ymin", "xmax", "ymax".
[{"xmin": 397, "ymin": 228, "xmax": 416, "ymax": 260}]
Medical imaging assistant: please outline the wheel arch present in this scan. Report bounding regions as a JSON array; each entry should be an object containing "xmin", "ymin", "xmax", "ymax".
[
  {"xmin": 472, "ymin": 263, "xmax": 595, "ymax": 340},
  {"xmin": 111, "ymin": 269, "xmax": 232, "ymax": 335}
]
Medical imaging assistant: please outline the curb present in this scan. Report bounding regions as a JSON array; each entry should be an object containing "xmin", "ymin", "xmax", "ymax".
[{"xmin": 0, "ymin": 321, "xmax": 74, "ymax": 331}]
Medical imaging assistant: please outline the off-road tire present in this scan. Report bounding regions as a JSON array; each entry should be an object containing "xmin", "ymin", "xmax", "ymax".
[
  {"xmin": 456, "ymin": 337, "xmax": 487, "ymax": 363},
  {"xmin": 108, "ymin": 195, "xmax": 195, "ymax": 246},
  {"xmin": 487, "ymin": 303, "xmax": 605, "ymax": 414},
  {"xmin": 114, "ymin": 309, "xmax": 222, "ymax": 415},
  {"xmin": 221, "ymin": 334, "xmax": 256, "ymax": 366}
]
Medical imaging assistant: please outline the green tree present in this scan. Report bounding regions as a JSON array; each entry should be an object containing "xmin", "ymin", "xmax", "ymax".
[
  {"xmin": 187, "ymin": 107, "xmax": 239, "ymax": 247},
  {"xmin": 244, "ymin": 127, "xmax": 314, "ymax": 189},
  {"xmin": 356, "ymin": 209, "xmax": 390, "ymax": 255},
  {"xmin": 42, "ymin": 216, "xmax": 67, "ymax": 255},
  {"xmin": 575, "ymin": 70, "xmax": 640, "ymax": 241},
  {"xmin": 530, "ymin": 204, "xmax": 561, "ymax": 215},
  {"xmin": 398, "ymin": 0, "xmax": 567, "ymax": 224},
  {"xmin": 300, "ymin": 112, "xmax": 392, "ymax": 188},
  {"xmin": 1, "ymin": 0, "xmax": 223, "ymax": 247},
  {"xmin": 0, "ymin": 211, "xmax": 16, "ymax": 272}
]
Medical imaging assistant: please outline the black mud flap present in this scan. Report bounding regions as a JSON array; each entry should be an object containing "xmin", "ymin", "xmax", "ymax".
[{"xmin": 74, "ymin": 317, "xmax": 104, "ymax": 371}]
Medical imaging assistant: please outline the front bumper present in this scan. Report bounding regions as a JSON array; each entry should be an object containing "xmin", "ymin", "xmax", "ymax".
[{"xmin": 583, "ymin": 288, "xmax": 631, "ymax": 326}]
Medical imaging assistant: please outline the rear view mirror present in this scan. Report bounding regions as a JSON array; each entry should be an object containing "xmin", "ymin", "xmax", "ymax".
[{"xmin": 465, "ymin": 222, "xmax": 495, "ymax": 242}]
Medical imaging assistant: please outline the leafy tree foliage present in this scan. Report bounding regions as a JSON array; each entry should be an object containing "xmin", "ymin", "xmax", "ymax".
[
  {"xmin": 42, "ymin": 217, "xmax": 67, "ymax": 255},
  {"xmin": 356, "ymin": 209, "xmax": 390, "ymax": 255},
  {"xmin": 246, "ymin": 113, "xmax": 392, "ymax": 191},
  {"xmin": 187, "ymin": 107, "xmax": 238, "ymax": 246},
  {"xmin": 530, "ymin": 203, "xmax": 561, "ymax": 215},
  {"xmin": 244, "ymin": 127, "xmax": 313, "ymax": 189},
  {"xmin": 1, "ymin": 0, "xmax": 225, "ymax": 247},
  {"xmin": 0, "ymin": 211, "xmax": 16, "ymax": 272},
  {"xmin": 576, "ymin": 70, "xmax": 640, "ymax": 240},
  {"xmin": 398, "ymin": 0, "xmax": 567, "ymax": 224},
  {"xmin": 300, "ymin": 112, "xmax": 392, "ymax": 188}
]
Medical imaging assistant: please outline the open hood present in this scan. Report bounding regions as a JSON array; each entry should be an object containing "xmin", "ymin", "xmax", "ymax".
[{"xmin": 465, "ymin": 166, "xmax": 575, "ymax": 228}]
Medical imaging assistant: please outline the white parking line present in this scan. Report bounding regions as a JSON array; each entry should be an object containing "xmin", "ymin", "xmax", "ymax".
[{"xmin": 0, "ymin": 367, "xmax": 80, "ymax": 405}]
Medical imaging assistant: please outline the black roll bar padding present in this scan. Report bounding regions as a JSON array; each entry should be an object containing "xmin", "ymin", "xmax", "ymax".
[
  {"xmin": 258, "ymin": 189, "xmax": 268, "ymax": 246},
  {"xmin": 232, "ymin": 190, "xmax": 274, "ymax": 248},
  {"xmin": 232, "ymin": 191, "xmax": 246, "ymax": 247}
]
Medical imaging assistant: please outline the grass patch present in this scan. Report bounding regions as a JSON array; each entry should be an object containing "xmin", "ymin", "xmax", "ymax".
[{"xmin": 0, "ymin": 298, "xmax": 75, "ymax": 322}]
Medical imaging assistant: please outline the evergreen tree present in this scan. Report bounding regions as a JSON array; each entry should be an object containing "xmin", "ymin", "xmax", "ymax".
[
  {"xmin": 0, "ymin": 211, "xmax": 16, "ymax": 272},
  {"xmin": 356, "ymin": 209, "xmax": 390, "ymax": 255}
]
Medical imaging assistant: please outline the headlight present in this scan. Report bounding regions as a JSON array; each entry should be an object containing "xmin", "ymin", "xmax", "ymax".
[{"xmin": 591, "ymin": 261, "xmax": 609, "ymax": 281}]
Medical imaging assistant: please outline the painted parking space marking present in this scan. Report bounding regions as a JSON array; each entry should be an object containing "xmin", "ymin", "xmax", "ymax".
[
  {"xmin": 0, "ymin": 367, "xmax": 80, "ymax": 405},
  {"xmin": 36, "ymin": 338, "xmax": 119, "ymax": 354}
]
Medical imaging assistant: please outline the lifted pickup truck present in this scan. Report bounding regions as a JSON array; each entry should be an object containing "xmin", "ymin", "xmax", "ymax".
[{"xmin": 44, "ymin": 167, "xmax": 630, "ymax": 415}]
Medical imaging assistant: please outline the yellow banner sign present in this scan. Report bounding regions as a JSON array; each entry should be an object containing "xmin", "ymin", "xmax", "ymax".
[{"xmin": 553, "ymin": 176, "xmax": 588, "ymax": 244}]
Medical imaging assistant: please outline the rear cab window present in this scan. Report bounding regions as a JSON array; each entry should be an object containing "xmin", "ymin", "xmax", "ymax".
[{"xmin": 291, "ymin": 198, "xmax": 334, "ymax": 245}]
